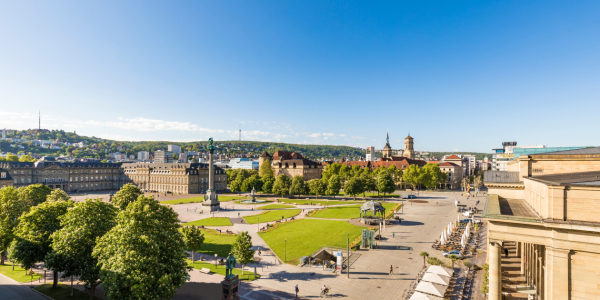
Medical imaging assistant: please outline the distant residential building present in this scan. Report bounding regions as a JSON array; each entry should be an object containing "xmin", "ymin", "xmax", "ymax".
[
  {"xmin": 168, "ymin": 145, "xmax": 181, "ymax": 154},
  {"xmin": 138, "ymin": 151, "xmax": 150, "ymax": 161},
  {"xmin": 154, "ymin": 150, "xmax": 173, "ymax": 163},
  {"xmin": 366, "ymin": 146, "xmax": 375, "ymax": 161},
  {"xmin": 1, "ymin": 129, "xmax": 5, "ymax": 140},
  {"xmin": 178, "ymin": 152, "xmax": 187, "ymax": 163},
  {"xmin": 228, "ymin": 158, "xmax": 259, "ymax": 170},
  {"xmin": 436, "ymin": 162, "xmax": 463, "ymax": 189}
]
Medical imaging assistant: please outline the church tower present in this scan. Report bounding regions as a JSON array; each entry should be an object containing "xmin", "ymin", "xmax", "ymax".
[
  {"xmin": 403, "ymin": 134, "xmax": 415, "ymax": 160},
  {"xmin": 382, "ymin": 132, "xmax": 393, "ymax": 159}
]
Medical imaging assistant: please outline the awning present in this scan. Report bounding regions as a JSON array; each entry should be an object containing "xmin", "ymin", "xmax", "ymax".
[
  {"xmin": 409, "ymin": 291, "xmax": 443, "ymax": 300},
  {"xmin": 415, "ymin": 281, "xmax": 447, "ymax": 298},
  {"xmin": 421, "ymin": 272, "xmax": 450, "ymax": 286},
  {"xmin": 426, "ymin": 265, "xmax": 454, "ymax": 277}
]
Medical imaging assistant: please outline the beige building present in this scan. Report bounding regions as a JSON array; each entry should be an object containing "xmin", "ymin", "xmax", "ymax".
[
  {"xmin": 437, "ymin": 161, "xmax": 462, "ymax": 189},
  {"xmin": 0, "ymin": 168, "xmax": 13, "ymax": 188},
  {"xmin": 483, "ymin": 147, "xmax": 600, "ymax": 300},
  {"xmin": 122, "ymin": 162, "xmax": 227, "ymax": 194},
  {"xmin": 269, "ymin": 151, "xmax": 323, "ymax": 181}
]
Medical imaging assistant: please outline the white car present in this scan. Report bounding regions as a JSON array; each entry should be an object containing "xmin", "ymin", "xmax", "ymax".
[{"xmin": 462, "ymin": 211, "xmax": 473, "ymax": 217}]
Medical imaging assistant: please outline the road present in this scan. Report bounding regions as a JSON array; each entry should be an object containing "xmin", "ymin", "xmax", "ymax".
[{"xmin": 0, "ymin": 273, "xmax": 48, "ymax": 300}]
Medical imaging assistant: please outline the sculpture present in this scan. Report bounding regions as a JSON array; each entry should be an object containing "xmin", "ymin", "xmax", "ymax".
[
  {"xmin": 208, "ymin": 137, "xmax": 215, "ymax": 151},
  {"xmin": 225, "ymin": 253, "xmax": 237, "ymax": 279}
]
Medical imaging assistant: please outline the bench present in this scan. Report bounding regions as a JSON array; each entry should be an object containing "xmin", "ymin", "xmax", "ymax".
[{"xmin": 200, "ymin": 268, "xmax": 211, "ymax": 274}]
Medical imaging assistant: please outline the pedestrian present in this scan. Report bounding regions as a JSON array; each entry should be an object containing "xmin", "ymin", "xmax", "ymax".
[
  {"xmin": 295, "ymin": 284, "xmax": 299, "ymax": 298},
  {"xmin": 390, "ymin": 265, "xmax": 393, "ymax": 275},
  {"xmin": 504, "ymin": 248, "xmax": 509, "ymax": 258},
  {"xmin": 238, "ymin": 212, "xmax": 240, "ymax": 217},
  {"xmin": 393, "ymin": 232, "xmax": 395, "ymax": 238}
]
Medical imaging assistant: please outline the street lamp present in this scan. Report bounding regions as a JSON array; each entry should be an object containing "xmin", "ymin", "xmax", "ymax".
[
  {"xmin": 215, "ymin": 253, "xmax": 218, "ymax": 268},
  {"xmin": 285, "ymin": 238, "xmax": 287, "ymax": 263},
  {"xmin": 258, "ymin": 216, "xmax": 260, "ymax": 232}
]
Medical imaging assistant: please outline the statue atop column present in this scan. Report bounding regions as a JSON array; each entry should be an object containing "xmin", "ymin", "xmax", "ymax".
[{"xmin": 202, "ymin": 137, "xmax": 221, "ymax": 212}]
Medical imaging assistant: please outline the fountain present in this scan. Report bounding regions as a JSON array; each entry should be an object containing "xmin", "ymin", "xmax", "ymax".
[{"xmin": 240, "ymin": 187, "xmax": 266, "ymax": 204}]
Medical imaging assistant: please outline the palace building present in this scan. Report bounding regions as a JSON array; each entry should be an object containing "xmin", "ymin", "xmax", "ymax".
[
  {"xmin": 0, "ymin": 156, "xmax": 227, "ymax": 194},
  {"xmin": 483, "ymin": 146, "xmax": 600, "ymax": 300},
  {"xmin": 267, "ymin": 151, "xmax": 323, "ymax": 181}
]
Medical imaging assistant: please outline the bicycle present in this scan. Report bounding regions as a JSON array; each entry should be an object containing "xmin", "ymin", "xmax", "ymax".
[{"xmin": 320, "ymin": 287, "xmax": 331, "ymax": 298}]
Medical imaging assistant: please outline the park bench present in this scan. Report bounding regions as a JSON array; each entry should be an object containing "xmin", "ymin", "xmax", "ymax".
[
  {"xmin": 226, "ymin": 230, "xmax": 233, "ymax": 234},
  {"xmin": 200, "ymin": 268, "xmax": 211, "ymax": 274}
]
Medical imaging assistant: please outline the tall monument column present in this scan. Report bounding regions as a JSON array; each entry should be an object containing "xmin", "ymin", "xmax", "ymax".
[{"xmin": 202, "ymin": 138, "xmax": 221, "ymax": 212}]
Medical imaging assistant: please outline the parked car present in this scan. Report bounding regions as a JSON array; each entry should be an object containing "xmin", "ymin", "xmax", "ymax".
[
  {"xmin": 460, "ymin": 218, "xmax": 481, "ymax": 224},
  {"xmin": 462, "ymin": 211, "xmax": 473, "ymax": 217},
  {"xmin": 442, "ymin": 250, "xmax": 463, "ymax": 258},
  {"xmin": 402, "ymin": 194, "xmax": 417, "ymax": 199}
]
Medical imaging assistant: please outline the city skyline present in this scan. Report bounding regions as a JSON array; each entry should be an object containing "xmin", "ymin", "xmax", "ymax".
[{"xmin": 2, "ymin": 1, "xmax": 600, "ymax": 152}]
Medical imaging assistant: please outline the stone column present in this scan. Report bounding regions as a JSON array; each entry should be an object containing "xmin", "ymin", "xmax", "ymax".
[
  {"xmin": 520, "ymin": 242, "xmax": 526, "ymax": 275},
  {"xmin": 489, "ymin": 239, "xmax": 503, "ymax": 300},
  {"xmin": 545, "ymin": 247, "xmax": 570, "ymax": 300},
  {"xmin": 516, "ymin": 242, "xmax": 521, "ymax": 258},
  {"xmin": 208, "ymin": 149, "xmax": 214, "ymax": 190}
]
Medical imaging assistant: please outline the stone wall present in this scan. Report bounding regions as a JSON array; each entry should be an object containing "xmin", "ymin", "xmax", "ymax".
[{"xmin": 570, "ymin": 251, "xmax": 600, "ymax": 300}]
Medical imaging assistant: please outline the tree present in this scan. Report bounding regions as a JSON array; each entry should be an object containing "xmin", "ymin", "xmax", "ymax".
[
  {"xmin": 421, "ymin": 164, "xmax": 447, "ymax": 190},
  {"xmin": 327, "ymin": 175, "xmax": 341, "ymax": 198},
  {"xmin": 18, "ymin": 184, "xmax": 52, "ymax": 207},
  {"xmin": 5, "ymin": 154, "xmax": 18, "ymax": 162},
  {"xmin": 242, "ymin": 175, "xmax": 262, "ymax": 193},
  {"xmin": 308, "ymin": 179, "xmax": 326, "ymax": 197},
  {"xmin": 232, "ymin": 231, "xmax": 255, "ymax": 275},
  {"xmin": 272, "ymin": 175, "xmax": 291, "ymax": 197},
  {"xmin": 181, "ymin": 226, "xmax": 205, "ymax": 264},
  {"xmin": 344, "ymin": 177, "xmax": 364, "ymax": 200},
  {"xmin": 360, "ymin": 174, "xmax": 376, "ymax": 196},
  {"xmin": 18, "ymin": 155, "xmax": 37, "ymax": 162},
  {"xmin": 230, "ymin": 179, "xmax": 243, "ymax": 194},
  {"xmin": 93, "ymin": 196, "xmax": 190, "ymax": 300},
  {"xmin": 261, "ymin": 175, "xmax": 275, "ymax": 194},
  {"xmin": 46, "ymin": 199, "xmax": 117, "ymax": 296},
  {"xmin": 46, "ymin": 189, "xmax": 71, "ymax": 202},
  {"xmin": 448, "ymin": 254, "xmax": 459, "ymax": 269},
  {"xmin": 289, "ymin": 176, "xmax": 307, "ymax": 198},
  {"xmin": 10, "ymin": 199, "xmax": 74, "ymax": 286},
  {"xmin": 259, "ymin": 161, "xmax": 274, "ymax": 178},
  {"xmin": 111, "ymin": 183, "xmax": 143, "ymax": 210},
  {"xmin": 377, "ymin": 170, "xmax": 396, "ymax": 197},
  {"xmin": 402, "ymin": 165, "xmax": 421, "ymax": 190},
  {"xmin": 419, "ymin": 251, "xmax": 429, "ymax": 267},
  {"xmin": 473, "ymin": 175, "xmax": 483, "ymax": 195},
  {"xmin": 0, "ymin": 187, "xmax": 28, "ymax": 264}
]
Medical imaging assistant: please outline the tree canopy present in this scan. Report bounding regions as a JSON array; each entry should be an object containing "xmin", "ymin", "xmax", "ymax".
[
  {"xmin": 181, "ymin": 225, "xmax": 205, "ymax": 263},
  {"xmin": 231, "ymin": 231, "xmax": 255, "ymax": 275},
  {"xmin": 111, "ymin": 183, "xmax": 143, "ymax": 210},
  {"xmin": 0, "ymin": 187, "xmax": 28, "ymax": 264}
]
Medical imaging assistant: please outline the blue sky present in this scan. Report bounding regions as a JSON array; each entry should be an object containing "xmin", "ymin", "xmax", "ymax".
[{"xmin": 1, "ymin": 1, "xmax": 599, "ymax": 152}]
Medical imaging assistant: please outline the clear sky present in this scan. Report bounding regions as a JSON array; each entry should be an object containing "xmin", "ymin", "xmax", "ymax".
[{"xmin": 1, "ymin": 1, "xmax": 599, "ymax": 152}]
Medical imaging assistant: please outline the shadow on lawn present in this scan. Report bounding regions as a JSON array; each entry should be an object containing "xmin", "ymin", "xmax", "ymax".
[
  {"xmin": 266, "ymin": 270, "xmax": 338, "ymax": 282},
  {"xmin": 173, "ymin": 281, "xmax": 221, "ymax": 300}
]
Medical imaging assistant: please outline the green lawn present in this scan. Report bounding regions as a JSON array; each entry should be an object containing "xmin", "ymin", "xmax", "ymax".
[
  {"xmin": 277, "ymin": 199, "xmax": 364, "ymax": 206},
  {"xmin": 187, "ymin": 260, "xmax": 258, "ymax": 281},
  {"xmin": 259, "ymin": 219, "xmax": 363, "ymax": 265},
  {"xmin": 0, "ymin": 263, "xmax": 42, "ymax": 283},
  {"xmin": 258, "ymin": 204, "xmax": 296, "ymax": 210},
  {"xmin": 161, "ymin": 195, "xmax": 247, "ymax": 205},
  {"xmin": 35, "ymin": 284, "xmax": 102, "ymax": 300},
  {"xmin": 183, "ymin": 217, "xmax": 233, "ymax": 227},
  {"xmin": 243, "ymin": 209, "xmax": 301, "ymax": 224},
  {"xmin": 361, "ymin": 192, "xmax": 400, "ymax": 198},
  {"xmin": 196, "ymin": 230, "xmax": 238, "ymax": 258},
  {"xmin": 309, "ymin": 202, "xmax": 398, "ymax": 219},
  {"xmin": 234, "ymin": 199, "xmax": 273, "ymax": 205}
]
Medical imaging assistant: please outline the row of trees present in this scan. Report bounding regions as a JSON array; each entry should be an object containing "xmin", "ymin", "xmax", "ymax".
[
  {"xmin": 0, "ymin": 153, "xmax": 37, "ymax": 162},
  {"xmin": 0, "ymin": 184, "xmax": 198, "ymax": 300}
]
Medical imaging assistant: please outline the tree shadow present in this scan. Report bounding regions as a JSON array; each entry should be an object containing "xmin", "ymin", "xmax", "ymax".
[
  {"xmin": 398, "ymin": 221, "xmax": 424, "ymax": 226},
  {"xmin": 376, "ymin": 245, "xmax": 412, "ymax": 251},
  {"xmin": 173, "ymin": 281, "xmax": 222, "ymax": 300},
  {"xmin": 264, "ymin": 270, "xmax": 338, "ymax": 282}
]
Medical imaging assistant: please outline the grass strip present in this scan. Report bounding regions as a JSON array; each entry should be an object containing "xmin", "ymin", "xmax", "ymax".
[
  {"xmin": 161, "ymin": 195, "xmax": 247, "ymax": 205},
  {"xmin": 257, "ymin": 204, "xmax": 296, "ymax": 210},
  {"xmin": 187, "ymin": 260, "xmax": 258, "ymax": 281},
  {"xmin": 183, "ymin": 217, "xmax": 233, "ymax": 227},
  {"xmin": 277, "ymin": 199, "xmax": 364, "ymax": 206},
  {"xmin": 0, "ymin": 263, "xmax": 42, "ymax": 283},
  {"xmin": 243, "ymin": 209, "xmax": 301, "ymax": 224}
]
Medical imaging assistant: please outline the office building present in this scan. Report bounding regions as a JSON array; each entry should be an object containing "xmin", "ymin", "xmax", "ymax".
[
  {"xmin": 366, "ymin": 146, "xmax": 375, "ymax": 161},
  {"xmin": 154, "ymin": 150, "xmax": 173, "ymax": 163},
  {"xmin": 137, "ymin": 151, "xmax": 150, "ymax": 161},
  {"xmin": 168, "ymin": 145, "xmax": 181, "ymax": 154}
]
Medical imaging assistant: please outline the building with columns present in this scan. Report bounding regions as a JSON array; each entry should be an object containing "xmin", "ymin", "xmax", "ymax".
[{"xmin": 483, "ymin": 146, "xmax": 600, "ymax": 300}]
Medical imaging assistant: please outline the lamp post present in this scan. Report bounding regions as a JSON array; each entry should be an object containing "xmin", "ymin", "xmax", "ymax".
[
  {"xmin": 215, "ymin": 253, "xmax": 218, "ymax": 268},
  {"xmin": 347, "ymin": 234, "xmax": 350, "ymax": 278},
  {"xmin": 285, "ymin": 238, "xmax": 287, "ymax": 263},
  {"xmin": 258, "ymin": 216, "xmax": 260, "ymax": 232}
]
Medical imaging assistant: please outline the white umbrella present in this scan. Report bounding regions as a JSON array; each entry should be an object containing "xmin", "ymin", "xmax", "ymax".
[
  {"xmin": 427, "ymin": 265, "xmax": 454, "ymax": 277},
  {"xmin": 409, "ymin": 291, "xmax": 443, "ymax": 300},
  {"xmin": 415, "ymin": 281, "xmax": 447, "ymax": 298},
  {"xmin": 422, "ymin": 272, "xmax": 451, "ymax": 286}
]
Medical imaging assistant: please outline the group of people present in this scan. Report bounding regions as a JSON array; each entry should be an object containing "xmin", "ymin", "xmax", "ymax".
[{"xmin": 293, "ymin": 284, "xmax": 330, "ymax": 298}]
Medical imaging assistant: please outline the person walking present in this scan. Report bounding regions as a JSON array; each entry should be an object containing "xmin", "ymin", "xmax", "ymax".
[
  {"xmin": 389, "ymin": 265, "xmax": 393, "ymax": 275},
  {"xmin": 295, "ymin": 284, "xmax": 299, "ymax": 298},
  {"xmin": 393, "ymin": 232, "xmax": 395, "ymax": 238},
  {"xmin": 504, "ymin": 247, "xmax": 509, "ymax": 258}
]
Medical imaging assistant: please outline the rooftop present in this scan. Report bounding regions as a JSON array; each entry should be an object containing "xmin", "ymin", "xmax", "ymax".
[
  {"xmin": 483, "ymin": 194, "xmax": 541, "ymax": 223},
  {"xmin": 484, "ymin": 171, "xmax": 521, "ymax": 183},
  {"xmin": 527, "ymin": 171, "xmax": 600, "ymax": 187},
  {"xmin": 532, "ymin": 146, "xmax": 600, "ymax": 156}
]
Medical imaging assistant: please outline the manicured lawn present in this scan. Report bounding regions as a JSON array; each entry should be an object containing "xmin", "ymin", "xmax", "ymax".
[
  {"xmin": 309, "ymin": 202, "xmax": 398, "ymax": 219},
  {"xmin": 258, "ymin": 204, "xmax": 296, "ymax": 210},
  {"xmin": 183, "ymin": 217, "xmax": 232, "ymax": 227},
  {"xmin": 277, "ymin": 199, "xmax": 364, "ymax": 206},
  {"xmin": 243, "ymin": 209, "xmax": 301, "ymax": 224},
  {"xmin": 259, "ymin": 219, "xmax": 364, "ymax": 265},
  {"xmin": 197, "ymin": 230, "xmax": 238, "ymax": 258},
  {"xmin": 361, "ymin": 192, "xmax": 400, "ymax": 198},
  {"xmin": 35, "ymin": 284, "xmax": 102, "ymax": 300},
  {"xmin": 161, "ymin": 195, "xmax": 247, "ymax": 205},
  {"xmin": 234, "ymin": 199, "xmax": 273, "ymax": 205},
  {"xmin": 187, "ymin": 260, "xmax": 258, "ymax": 281},
  {"xmin": 0, "ymin": 263, "xmax": 42, "ymax": 283}
]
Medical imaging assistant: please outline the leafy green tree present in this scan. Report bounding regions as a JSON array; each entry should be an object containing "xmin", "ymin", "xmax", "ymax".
[
  {"xmin": 419, "ymin": 251, "xmax": 429, "ymax": 267},
  {"xmin": 261, "ymin": 175, "xmax": 275, "ymax": 194},
  {"xmin": 46, "ymin": 189, "xmax": 71, "ymax": 202},
  {"xmin": 46, "ymin": 199, "xmax": 117, "ymax": 295},
  {"xmin": 402, "ymin": 164, "xmax": 422, "ymax": 190},
  {"xmin": 18, "ymin": 184, "xmax": 52, "ymax": 207},
  {"xmin": 111, "ymin": 183, "xmax": 143, "ymax": 210},
  {"xmin": 321, "ymin": 163, "xmax": 341, "ymax": 184},
  {"xmin": 327, "ymin": 175, "xmax": 341, "ymax": 198},
  {"xmin": 10, "ymin": 199, "xmax": 74, "ymax": 285},
  {"xmin": 308, "ymin": 179, "xmax": 326, "ymax": 197},
  {"xmin": 0, "ymin": 187, "xmax": 28, "ymax": 264},
  {"xmin": 242, "ymin": 175, "xmax": 262, "ymax": 193},
  {"xmin": 5, "ymin": 154, "xmax": 18, "ymax": 162},
  {"xmin": 421, "ymin": 164, "xmax": 447, "ymax": 190},
  {"xmin": 272, "ymin": 174, "xmax": 291, "ymax": 197},
  {"xmin": 289, "ymin": 176, "xmax": 307, "ymax": 197},
  {"xmin": 181, "ymin": 226, "xmax": 205, "ymax": 264},
  {"xmin": 339, "ymin": 165, "xmax": 350, "ymax": 183},
  {"xmin": 232, "ymin": 231, "xmax": 255, "ymax": 275},
  {"xmin": 259, "ymin": 161, "xmax": 274, "ymax": 178},
  {"xmin": 344, "ymin": 177, "xmax": 364, "ymax": 200},
  {"xmin": 376, "ymin": 170, "xmax": 396, "ymax": 197},
  {"xmin": 230, "ymin": 179, "xmax": 242, "ymax": 194},
  {"xmin": 18, "ymin": 155, "xmax": 36, "ymax": 162},
  {"xmin": 93, "ymin": 196, "xmax": 190, "ymax": 300}
]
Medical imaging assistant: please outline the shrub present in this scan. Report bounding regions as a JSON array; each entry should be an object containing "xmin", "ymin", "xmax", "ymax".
[
  {"xmin": 463, "ymin": 259, "xmax": 472, "ymax": 269},
  {"xmin": 481, "ymin": 263, "xmax": 489, "ymax": 294},
  {"xmin": 427, "ymin": 257, "xmax": 444, "ymax": 266}
]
